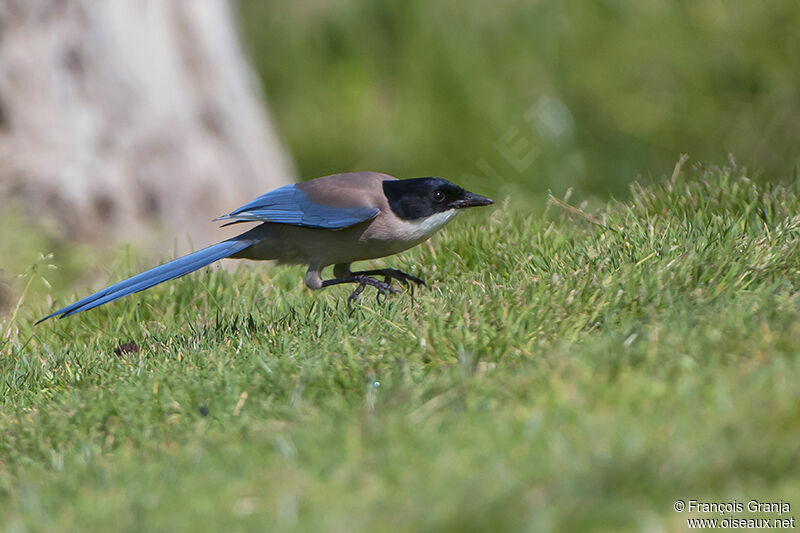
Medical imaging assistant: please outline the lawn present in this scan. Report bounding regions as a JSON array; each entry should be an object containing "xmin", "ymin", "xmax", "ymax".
[{"xmin": 2, "ymin": 162, "xmax": 800, "ymax": 531}]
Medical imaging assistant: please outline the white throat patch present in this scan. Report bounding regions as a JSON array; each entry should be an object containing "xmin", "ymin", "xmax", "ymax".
[{"xmin": 396, "ymin": 209, "xmax": 459, "ymax": 242}]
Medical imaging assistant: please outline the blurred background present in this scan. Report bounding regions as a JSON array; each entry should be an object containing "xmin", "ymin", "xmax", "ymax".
[
  {"xmin": 239, "ymin": 0, "xmax": 800, "ymax": 197},
  {"xmin": 1, "ymin": 0, "xmax": 799, "ymax": 313}
]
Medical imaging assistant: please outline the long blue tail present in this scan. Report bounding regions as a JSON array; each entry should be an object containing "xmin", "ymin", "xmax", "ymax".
[{"xmin": 37, "ymin": 238, "xmax": 253, "ymax": 323}]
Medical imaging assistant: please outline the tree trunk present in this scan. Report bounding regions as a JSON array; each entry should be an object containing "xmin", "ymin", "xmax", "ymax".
[{"xmin": 0, "ymin": 0, "xmax": 294, "ymax": 252}]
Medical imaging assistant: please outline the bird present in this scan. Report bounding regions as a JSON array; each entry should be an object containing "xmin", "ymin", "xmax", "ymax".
[{"xmin": 37, "ymin": 172, "xmax": 493, "ymax": 323}]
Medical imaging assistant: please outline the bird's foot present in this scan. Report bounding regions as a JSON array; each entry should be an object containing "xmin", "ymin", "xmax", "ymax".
[
  {"xmin": 322, "ymin": 275, "xmax": 401, "ymax": 307},
  {"xmin": 351, "ymin": 268, "xmax": 426, "ymax": 291},
  {"xmin": 348, "ymin": 275, "xmax": 400, "ymax": 307}
]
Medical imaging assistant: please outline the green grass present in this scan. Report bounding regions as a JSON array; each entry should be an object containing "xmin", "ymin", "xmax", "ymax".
[{"xmin": 3, "ymin": 162, "xmax": 800, "ymax": 531}]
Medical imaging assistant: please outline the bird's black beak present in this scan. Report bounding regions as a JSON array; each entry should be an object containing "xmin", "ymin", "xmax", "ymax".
[{"xmin": 452, "ymin": 191, "xmax": 494, "ymax": 209}]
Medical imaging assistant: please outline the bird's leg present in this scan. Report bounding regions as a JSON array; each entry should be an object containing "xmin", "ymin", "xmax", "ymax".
[
  {"xmin": 350, "ymin": 268, "xmax": 426, "ymax": 290},
  {"xmin": 321, "ymin": 275, "xmax": 400, "ymax": 307}
]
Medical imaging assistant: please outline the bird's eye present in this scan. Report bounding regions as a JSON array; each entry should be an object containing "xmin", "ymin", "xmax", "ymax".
[{"xmin": 432, "ymin": 190, "xmax": 445, "ymax": 203}]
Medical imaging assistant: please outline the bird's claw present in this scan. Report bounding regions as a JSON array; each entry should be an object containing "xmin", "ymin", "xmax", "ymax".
[
  {"xmin": 352, "ymin": 268, "xmax": 426, "ymax": 295},
  {"xmin": 347, "ymin": 275, "xmax": 400, "ymax": 308},
  {"xmin": 382, "ymin": 269, "xmax": 425, "ymax": 297}
]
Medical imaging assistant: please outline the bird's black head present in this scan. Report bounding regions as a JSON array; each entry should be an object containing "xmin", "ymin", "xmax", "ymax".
[{"xmin": 382, "ymin": 177, "xmax": 493, "ymax": 220}]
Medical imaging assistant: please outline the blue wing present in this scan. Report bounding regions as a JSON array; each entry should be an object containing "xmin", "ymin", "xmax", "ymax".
[{"xmin": 214, "ymin": 184, "xmax": 379, "ymax": 229}]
